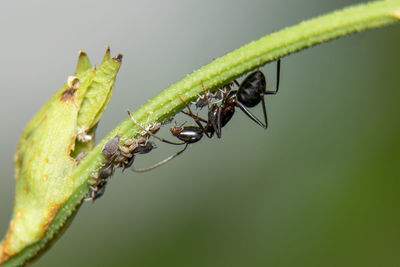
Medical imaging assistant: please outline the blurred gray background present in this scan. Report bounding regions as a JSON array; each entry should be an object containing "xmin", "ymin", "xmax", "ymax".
[{"xmin": 1, "ymin": 0, "xmax": 400, "ymax": 266}]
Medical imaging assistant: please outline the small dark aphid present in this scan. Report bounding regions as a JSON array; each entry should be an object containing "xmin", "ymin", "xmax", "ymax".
[
  {"xmin": 114, "ymin": 136, "xmax": 157, "ymax": 171},
  {"xmin": 102, "ymin": 135, "xmax": 120, "ymax": 160},
  {"xmin": 193, "ymin": 91, "xmax": 214, "ymax": 109},
  {"xmin": 97, "ymin": 163, "xmax": 115, "ymax": 180},
  {"xmin": 193, "ymin": 82, "xmax": 232, "ymax": 109},
  {"xmin": 121, "ymin": 156, "xmax": 135, "ymax": 171},
  {"xmin": 214, "ymin": 83, "xmax": 233, "ymax": 100},
  {"xmin": 85, "ymin": 163, "xmax": 114, "ymax": 201},
  {"xmin": 87, "ymin": 173, "xmax": 110, "ymax": 201},
  {"xmin": 114, "ymin": 153, "xmax": 135, "ymax": 172},
  {"xmin": 90, "ymin": 179, "xmax": 108, "ymax": 200},
  {"xmin": 133, "ymin": 141, "xmax": 156, "ymax": 154},
  {"xmin": 74, "ymin": 151, "xmax": 88, "ymax": 163},
  {"xmin": 86, "ymin": 135, "xmax": 123, "ymax": 201}
]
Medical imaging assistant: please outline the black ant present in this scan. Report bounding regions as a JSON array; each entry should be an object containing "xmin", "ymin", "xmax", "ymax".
[
  {"xmin": 189, "ymin": 59, "xmax": 281, "ymax": 138},
  {"xmin": 126, "ymin": 59, "xmax": 281, "ymax": 172},
  {"xmin": 234, "ymin": 59, "xmax": 280, "ymax": 130}
]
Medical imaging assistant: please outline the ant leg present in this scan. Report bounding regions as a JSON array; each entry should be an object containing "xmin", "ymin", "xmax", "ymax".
[
  {"xmin": 215, "ymin": 106, "xmax": 223, "ymax": 138},
  {"xmin": 181, "ymin": 110, "xmax": 208, "ymax": 123},
  {"xmin": 131, "ymin": 143, "xmax": 189, "ymax": 172},
  {"xmin": 127, "ymin": 110, "xmax": 184, "ymax": 145},
  {"xmin": 265, "ymin": 58, "xmax": 281, "ymax": 95},
  {"xmin": 235, "ymin": 100, "xmax": 267, "ymax": 129},
  {"xmin": 178, "ymin": 97, "xmax": 212, "ymax": 138},
  {"xmin": 201, "ymin": 80, "xmax": 211, "ymax": 110},
  {"xmin": 256, "ymin": 58, "xmax": 281, "ymax": 129},
  {"xmin": 260, "ymin": 94, "xmax": 269, "ymax": 129}
]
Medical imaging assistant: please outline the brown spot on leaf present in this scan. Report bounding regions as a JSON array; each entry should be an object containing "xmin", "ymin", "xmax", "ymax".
[
  {"xmin": 60, "ymin": 88, "xmax": 77, "ymax": 102},
  {"xmin": 0, "ymin": 211, "xmax": 19, "ymax": 263},
  {"xmin": 0, "ymin": 232, "xmax": 12, "ymax": 263},
  {"xmin": 45, "ymin": 157, "xmax": 49, "ymax": 164},
  {"xmin": 112, "ymin": 54, "xmax": 123, "ymax": 63},
  {"xmin": 42, "ymin": 202, "xmax": 64, "ymax": 233},
  {"xmin": 0, "ymin": 248, "xmax": 11, "ymax": 264}
]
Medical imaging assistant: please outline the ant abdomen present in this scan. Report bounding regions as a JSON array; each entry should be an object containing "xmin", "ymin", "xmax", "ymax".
[
  {"xmin": 236, "ymin": 70, "xmax": 266, "ymax": 107},
  {"xmin": 170, "ymin": 126, "xmax": 203, "ymax": 143}
]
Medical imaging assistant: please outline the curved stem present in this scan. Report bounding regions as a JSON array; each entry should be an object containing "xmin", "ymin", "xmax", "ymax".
[{"xmin": 3, "ymin": 1, "xmax": 400, "ymax": 266}]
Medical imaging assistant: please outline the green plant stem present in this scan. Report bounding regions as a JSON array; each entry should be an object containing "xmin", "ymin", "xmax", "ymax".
[{"xmin": 3, "ymin": 1, "xmax": 400, "ymax": 266}]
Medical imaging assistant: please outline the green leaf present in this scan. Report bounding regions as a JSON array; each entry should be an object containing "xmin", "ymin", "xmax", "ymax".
[{"xmin": 0, "ymin": 48, "xmax": 122, "ymax": 265}]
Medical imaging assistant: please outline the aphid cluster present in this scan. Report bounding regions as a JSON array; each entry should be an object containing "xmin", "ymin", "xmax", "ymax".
[
  {"xmin": 85, "ymin": 122, "xmax": 160, "ymax": 201},
  {"xmin": 86, "ymin": 59, "xmax": 281, "ymax": 201}
]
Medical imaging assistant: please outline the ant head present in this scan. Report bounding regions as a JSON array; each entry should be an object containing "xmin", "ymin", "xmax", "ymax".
[
  {"xmin": 170, "ymin": 120, "xmax": 187, "ymax": 135},
  {"xmin": 170, "ymin": 124, "xmax": 184, "ymax": 135}
]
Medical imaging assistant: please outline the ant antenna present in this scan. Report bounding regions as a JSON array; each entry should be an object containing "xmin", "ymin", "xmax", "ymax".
[{"xmin": 131, "ymin": 143, "xmax": 189, "ymax": 172}]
